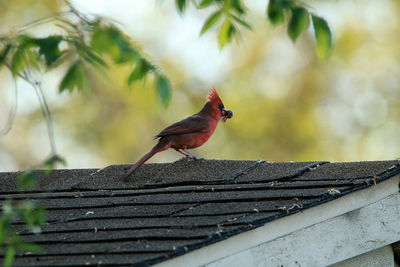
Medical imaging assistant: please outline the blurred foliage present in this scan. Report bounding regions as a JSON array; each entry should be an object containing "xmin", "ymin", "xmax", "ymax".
[
  {"xmin": 311, "ymin": 14, "xmax": 332, "ymax": 59},
  {"xmin": 1, "ymin": 182, "xmax": 43, "ymax": 267},
  {"xmin": 0, "ymin": 0, "xmax": 172, "ymax": 168},
  {"xmin": 0, "ymin": 2, "xmax": 171, "ymax": 100},
  {"xmin": 0, "ymin": 155, "xmax": 64, "ymax": 266},
  {"xmin": 174, "ymin": 0, "xmax": 332, "ymax": 57}
]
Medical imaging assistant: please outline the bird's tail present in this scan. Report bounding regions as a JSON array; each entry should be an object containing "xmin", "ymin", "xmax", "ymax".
[{"xmin": 124, "ymin": 139, "xmax": 170, "ymax": 179}]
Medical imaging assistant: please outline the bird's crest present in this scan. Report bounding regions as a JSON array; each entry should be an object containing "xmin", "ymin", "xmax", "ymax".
[{"xmin": 207, "ymin": 87, "xmax": 222, "ymax": 103}]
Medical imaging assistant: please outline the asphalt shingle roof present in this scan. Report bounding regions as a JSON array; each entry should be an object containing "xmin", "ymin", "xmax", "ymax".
[{"xmin": 1, "ymin": 159, "xmax": 400, "ymax": 266}]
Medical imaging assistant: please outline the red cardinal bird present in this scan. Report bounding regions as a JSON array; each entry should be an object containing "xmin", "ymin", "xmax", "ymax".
[{"xmin": 125, "ymin": 87, "xmax": 233, "ymax": 178}]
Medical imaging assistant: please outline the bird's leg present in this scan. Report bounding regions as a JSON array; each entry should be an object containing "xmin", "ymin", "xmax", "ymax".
[
  {"xmin": 175, "ymin": 145, "xmax": 202, "ymax": 161},
  {"xmin": 175, "ymin": 147, "xmax": 200, "ymax": 161},
  {"xmin": 179, "ymin": 145, "xmax": 199, "ymax": 160},
  {"xmin": 175, "ymin": 149, "xmax": 193, "ymax": 159},
  {"xmin": 182, "ymin": 149, "xmax": 202, "ymax": 160}
]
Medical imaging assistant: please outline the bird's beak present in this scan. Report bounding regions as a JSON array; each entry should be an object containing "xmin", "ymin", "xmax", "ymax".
[{"xmin": 221, "ymin": 108, "xmax": 234, "ymax": 122}]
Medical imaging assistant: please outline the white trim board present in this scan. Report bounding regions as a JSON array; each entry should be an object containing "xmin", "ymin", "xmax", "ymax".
[{"xmin": 157, "ymin": 175, "xmax": 400, "ymax": 267}]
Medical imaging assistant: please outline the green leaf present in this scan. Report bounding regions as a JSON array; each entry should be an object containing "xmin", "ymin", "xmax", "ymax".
[
  {"xmin": 156, "ymin": 75, "xmax": 171, "ymax": 108},
  {"xmin": 91, "ymin": 25, "xmax": 137, "ymax": 64},
  {"xmin": 0, "ymin": 216, "xmax": 12, "ymax": 245},
  {"xmin": 2, "ymin": 200, "xmax": 13, "ymax": 216},
  {"xmin": 31, "ymin": 207, "xmax": 46, "ymax": 228},
  {"xmin": 72, "ymin": 39, "xmax": 108, "ymax": 77},
  {"xmin": 10, "ymin": 35, "xmax": 42, "ymax": 75},
  {"xmin": 19, "ymin": 201, "xmax": 46, "ymax": 229},
  {"xmin": 312, "ymin": 15, "xmax": 332, "ymax": 59},
  {"xmin": 218, "ymin": 19, "xmax": 236, "ymax": 49},
  {"xmin": 17, "ymin": 170, "xmax": 37, "ymax": 191},
  {"xmin": 230, "ymin": 0, "xmax": 245, "ymax": 15},
  {"xmin": 90, "ymin": 26, "xmax": 114, "ymax": 55},
  {"xmin": 0, "ymin": 44, "xmax": 11, "ymax": 65},
  {"xmin": 199, "ymin": 0, "xmax": 214, "ymax": 8},
  {"xmin": 10, "ymin": 47, "xmax": 25, "ymax": 76},
  {"xmin": 200, "ymin": 10, "xmax": 223, "ymax": 35},
  {"xmin": 128, "ymin": 58, "xmax": 155, "ymax": 86},
  {"xmin": 59, "ymin": 61, "xmax": 89, "ymax": 93},
  {"xmin": 176, "ymin": 0, "xmax": 187, "ymax": 14},
  {"xmin": 16, "ymin": 241, "xmax": 41, "ymax": 252},
  {"xmin": 267, "ymin": 0, "xmax": 285, "ymax": 26},
  {"xmin": 34, "ymin": 36, "xmax": 63, "ymax": 67},
  {"xmin": 82, "ymin": 48, "xmax": 107, "ymax": 68},
  {"xmin": 288, "ymin": 7, "xmax": 309, "ymax": 42},
  {"xmin": 4, "ymin": 247, "xmax": 15, "ymax": 267},
  {"xmin": 231, "ymin": 15, "xmax": 252, "ymax": 30},
  {"xmin": 43, "ymin": 154, "xmax": 66, "ymax": 173}
]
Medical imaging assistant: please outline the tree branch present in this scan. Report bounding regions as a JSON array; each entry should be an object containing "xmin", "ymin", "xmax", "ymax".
[{"xmin": 23, "ymin": 71, "xmax": 57, "ymax": 156}]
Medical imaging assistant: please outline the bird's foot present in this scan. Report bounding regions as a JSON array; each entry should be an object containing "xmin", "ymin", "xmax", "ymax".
[{"xmin": 187, "ymin": 156, "xmax": 204, "ymax": 161}]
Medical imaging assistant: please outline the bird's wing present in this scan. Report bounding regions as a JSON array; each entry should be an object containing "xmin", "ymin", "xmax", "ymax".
[{"xmin": 155, "ymin": 114, "xmax": 209, "ymax": 138}]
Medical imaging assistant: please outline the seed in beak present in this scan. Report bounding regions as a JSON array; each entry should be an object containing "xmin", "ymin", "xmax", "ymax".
[{"xmin": 226, "ymin": 110, "xmax": 233, "ymax": 119}]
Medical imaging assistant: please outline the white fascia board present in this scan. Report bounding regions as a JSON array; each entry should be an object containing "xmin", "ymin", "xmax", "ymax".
[{"xmin": 157, "ymin": 175, "xmax": 400, "ymax": 267}]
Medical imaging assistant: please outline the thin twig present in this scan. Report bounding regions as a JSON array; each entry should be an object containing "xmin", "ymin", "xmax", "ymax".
[
  {"xmin": 3, "ymin": 64, "xmax": 57, "ymax": 158},
  {"xmin": 66, "ymin": 1, "xmax": 90, "ymax": 23},
  {"xmin": 16, "ymin": 11, "xmax": 71, "ymax": 33},
  {"xmin": 23, "ymin": 71, "xmax": 57, "ymax": 156},
  {"xmin": 0, "ymin": 78, "xmax": 18, "ymax": 136}
]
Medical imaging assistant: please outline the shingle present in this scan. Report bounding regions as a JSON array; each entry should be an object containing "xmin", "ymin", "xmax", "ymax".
[
  {"xmin": 231, "ymin": 161, "xmax": 330, "ymax": 183},
  {"xmin": 74, "ymin": 160, "xmax": 260, "ymax": 190},
  {"xmin": 9, "ymin": 239, "xmax": 206, "ymax": 256},
  {"xmin": 4, "ymin": 187, "xmax": 343, "ymax": 211},
  {"xmin": 14, "ymin": 200, "xmax": 313, "ymax": 225},
  {"xmin": 13, "ymin": 253, "xmax": 166, "ymax": 267},
  {"xmin": 20, "ymin": 228, "xmax": 224, "ymax": 243},
  {"xmin": 292, "ymin": 161, "xmax": 399, "ymax": 180},
  {"xmin": 0, "ymin": 169, "xmax": 98, "ymax": 193},
  {"xmin": 1, "ymin": 159, "xmax": 399, "ymax": 266},
  {"xmin": 0, "ymin": 179, "xmax": 356, "ymax": 201}
]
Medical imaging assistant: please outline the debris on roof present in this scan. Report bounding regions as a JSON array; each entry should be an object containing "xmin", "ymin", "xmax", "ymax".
[{"xmin": 1, "ymin": 159, "xmax": 399, "ymax": 266}]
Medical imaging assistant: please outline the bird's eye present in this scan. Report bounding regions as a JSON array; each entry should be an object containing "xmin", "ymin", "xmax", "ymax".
[{"xmin": 218, "ymin": 104, "xmax": 224, "ymax": 110}]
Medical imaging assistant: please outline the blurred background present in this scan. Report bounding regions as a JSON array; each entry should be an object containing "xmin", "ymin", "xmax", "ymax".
[{"xmin": 0, "ymin": 0, "xmax": 399, "ymax": 171}]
